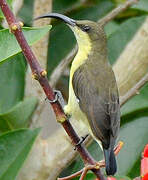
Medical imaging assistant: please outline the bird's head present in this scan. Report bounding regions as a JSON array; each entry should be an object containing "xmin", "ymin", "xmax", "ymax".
[{"xmin": 35, "ymin": 13, "xmax": 106, "ymax": 49}]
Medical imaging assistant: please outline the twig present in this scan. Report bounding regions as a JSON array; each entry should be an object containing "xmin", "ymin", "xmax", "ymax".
[
  {"xmin": 49, "ymin": 0, "xmax": 138, "ymax": 87},
  {"xmin": 120, "ymin": 73, "xmax": 148, "ymax": 106},
  {"xmin": 0, "ymin": 0, "xmax": 105, "ymax": 179},
  {"xmin": 58, "ymin": 141, "xmax": 124, "ymax": 180},
  {"xmin": 79, "ymin": 166, "xmax": 92, "ymax": 180},
  {"xmin": 57, "ymin": 169, "xmax": 83, "ymax": 180},
  {"xmin": 98, "ymin": 0, "xmax": 139, "ymax": 26}
]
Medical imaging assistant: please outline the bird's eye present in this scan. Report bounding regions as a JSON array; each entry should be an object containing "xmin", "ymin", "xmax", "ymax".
[{"xmin": 82, "ymin": 25, "xmax": 91, "ymax": 32}]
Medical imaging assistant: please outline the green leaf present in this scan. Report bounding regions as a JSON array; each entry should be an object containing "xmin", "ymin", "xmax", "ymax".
[
  {"xmin": 0, "ymin": 53, "xmax": 26, "ymax": 113},
  {"xmin": 105, "ymin": 21, "xmax": 119, "ymax": 37},
  {"xmin": 0, "ymin": 25, "xmax": 51, "ymax": 63},
  {"xmin": 53, "ymin": 0, "xmax": 79, "ymax": 14},
  {"xmin": 0, "ymin": 128, "xmax": 40, "ymax": 180},
  {"xmin": 71, "ymin": 1, "xmax": 114, "ymax": 21},
  {"xmin": 0, "ymin": 97, "xmax": 38, "ymax": 133},
  {"xmin": 18, "ymin": 0, "xmax": 34, "ymax": 26},
  {"xmin": 47, "ymin": 0, "xmax": 114, "ymax": 77},
  {"xmin": 47, "ymin": 24, "xmax": 76, "ymax": 77},
  {"xmin": 121, "ymin": 83, "xmax": 148, "ymax": 117},
  {"xmin": 117, "ymin": 117, "xmax": 148, "ymax": 177},
  {"xmin": 108, "ymin": 16, "xmax": 146, "ymax": 64},
  {"xmin": 132, "ymin": 0, "xmax": 148, "ymax": 13}
]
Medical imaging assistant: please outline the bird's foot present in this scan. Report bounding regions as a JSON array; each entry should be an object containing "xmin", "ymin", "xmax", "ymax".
[
  {"xmin": 74, "ymin": 134, "xmax": 89, "ymax": 150},
  {"xmin": 45, "ymin": 90, "xmax": 65, "ymax": 108},
  {"xmin": 58, "ymin": 141, "xmax": 124, "ymax": 180},
  {"xmin": 58, "ymin": 163, "xmax": 100, "ymax": 180}
]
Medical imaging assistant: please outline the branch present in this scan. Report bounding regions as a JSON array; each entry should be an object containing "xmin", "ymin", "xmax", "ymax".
[
  {"xmin": 0, "ymin": 0, "xmax": 105, "ymax": 179},
  {"xmin": 2, "ymin": 0, "xmax": 24, "ymax": 28},
  {"xmin": 98, "ymin": 0, "xmax": 139, "ymax": 26},
  {"xmin": 120, "ymin": 73, "xmax": 148, "ymax": 106},
  {"xmin": 50, "ymin": 0, "xmax": 138, "ymax": 87}
]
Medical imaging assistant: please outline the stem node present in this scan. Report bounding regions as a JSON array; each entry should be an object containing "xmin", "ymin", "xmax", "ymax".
[
  {"xmin": 41, "ymin": 70, "xmax": 47, "ymax": 77},
  {"xmin": 32, "ymin": 73, "xmax": 39, "ymax": 80},
  {"xmin": 10, "ymin": 22, "xmax": 23, "ymax": 32}
]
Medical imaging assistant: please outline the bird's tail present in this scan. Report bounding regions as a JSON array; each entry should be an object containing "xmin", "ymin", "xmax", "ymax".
[{"xmin": 103, "ymin": 148, "xmax": 117, "ymax": 175}]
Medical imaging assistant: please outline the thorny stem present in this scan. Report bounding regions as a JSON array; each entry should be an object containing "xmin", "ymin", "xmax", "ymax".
[{"xmin": 0, "ymin": 0, "xmax": 105, "ymax": 179}]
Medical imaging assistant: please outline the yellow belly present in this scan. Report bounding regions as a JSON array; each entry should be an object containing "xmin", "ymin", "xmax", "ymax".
[{"xmin": 64, "ymin": 83, "xmax": 89, "ymax": 129}]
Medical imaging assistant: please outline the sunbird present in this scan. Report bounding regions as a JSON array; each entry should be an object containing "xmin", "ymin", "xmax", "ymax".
[{"xmin": 36, "ymin": 13, "xmax": 120, "ymax": 175}]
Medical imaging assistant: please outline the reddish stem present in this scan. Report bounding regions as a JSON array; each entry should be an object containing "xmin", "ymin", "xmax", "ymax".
[{"xmin": 0, "ymin": 0, "xmax": 105, "ymax": 179}]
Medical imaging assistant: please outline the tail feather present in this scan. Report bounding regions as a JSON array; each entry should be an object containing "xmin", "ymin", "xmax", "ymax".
[{"xmin": 103, "ymin": 148, "xmax": 117, "ymax": 175}]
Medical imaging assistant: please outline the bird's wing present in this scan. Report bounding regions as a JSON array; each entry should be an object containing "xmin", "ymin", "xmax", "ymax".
[{"xmin": 72, "ymin": 63, "xmax": 120, "ymax": 149}]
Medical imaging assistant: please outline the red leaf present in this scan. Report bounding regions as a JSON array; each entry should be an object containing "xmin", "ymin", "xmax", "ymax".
[
  {"xmin": 143, "ymin": 144, "xmax": 148, "ymax": 158},
  {"xmin": 142, "ymin": 173, "xmax": 148, "ymax": 180}
]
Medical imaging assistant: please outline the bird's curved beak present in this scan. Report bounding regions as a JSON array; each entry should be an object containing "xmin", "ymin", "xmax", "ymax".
[{"xmin": 34, "ymin": 13, "xmax": 76, "ymax": 26}]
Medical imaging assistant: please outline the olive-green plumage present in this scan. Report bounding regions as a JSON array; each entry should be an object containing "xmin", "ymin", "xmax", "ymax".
[
  {"xmin": 72, "ymin": 20, "xmax": 120, "ymax": 149},
  {"xmin": 71, "ymin": 21, "xmax": 120, "ymax": 175},
  {"xmin": 36, "ymin": 13, "xmax": 120, "ymax": 175}
]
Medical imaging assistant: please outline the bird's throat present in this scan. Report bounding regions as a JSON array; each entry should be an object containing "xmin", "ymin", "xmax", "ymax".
[{"xmin": 71, "ymin": 27, "xmax": 92, "ymax": 75}]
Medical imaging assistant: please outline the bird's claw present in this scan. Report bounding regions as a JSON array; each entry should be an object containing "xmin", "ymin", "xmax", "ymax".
[
  {"xmin": 45, "ymin": 90, "xmax": 65, "ymax": 107},
  {"xmin": 74, "ymin": 134, "xmax": 89, "ymax": 150}
]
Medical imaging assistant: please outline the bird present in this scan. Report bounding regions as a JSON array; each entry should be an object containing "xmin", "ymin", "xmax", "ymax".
[{"xmin": 35, "ymin": 13, "xmax": 120, "ymax": 175}]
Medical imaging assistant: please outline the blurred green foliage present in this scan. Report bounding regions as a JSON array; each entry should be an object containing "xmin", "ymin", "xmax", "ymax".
[{"xmin": 0, "ymin": 128, "xmax": 40, "ymax": 180}]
